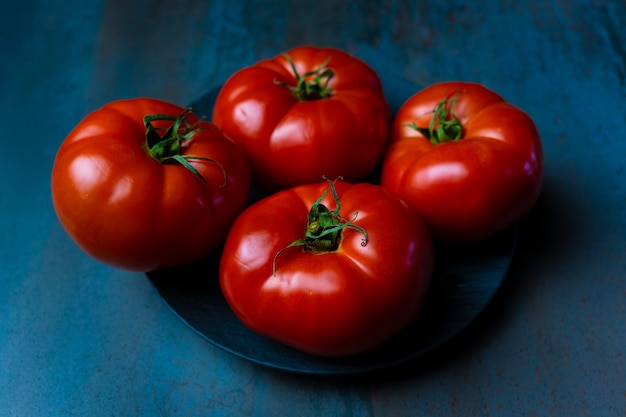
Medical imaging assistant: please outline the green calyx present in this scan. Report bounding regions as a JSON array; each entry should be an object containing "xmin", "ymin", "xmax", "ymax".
[
  {"xmin": 275, "ymin": 54, "xmax": 334, "ymax": 101},
  {"xmin": 408, "ymin": 91, "xmax": 464, "ymax": 145},
  {"xmin": 144, "ymin": 108, "xmax": 226, "ymax": 185},
  {"xmin": 272, "ymin": 177, "xmax": 368, "ymax": 276}
]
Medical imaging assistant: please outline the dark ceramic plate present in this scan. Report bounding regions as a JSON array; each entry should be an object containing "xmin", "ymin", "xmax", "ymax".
[{"xmin": 146, "ymin": 74, "xmax": 518, "ymax": 375}]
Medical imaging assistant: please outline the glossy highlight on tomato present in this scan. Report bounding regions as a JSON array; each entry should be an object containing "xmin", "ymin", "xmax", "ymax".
[
  {"xmin": 51, "ymin": 98, "xmax": 251, "ymax": 272},
  {"xmin": 212, "ymin": 45, "xmax": 391, "ymax": 191},
  {"xmin": 219, "ymin": 179, "xmax": 435, "ymax": 357},
  {"xmin": 381, "ymin": 81, "xmax": 543, "ymax": 243}
]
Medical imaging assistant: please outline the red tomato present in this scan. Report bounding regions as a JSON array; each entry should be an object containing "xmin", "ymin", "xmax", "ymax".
[
  {"xmin": 212, "ymin": 46, "xmax": 391, "ymax": 191},
  {"xmin": 219, "ymin": 179, "xmax": 434, "ymax": 357},
  {"xmin": 51, "ymin": 98, "xmax": 251, "ymax": 272},
  {"xmin": 381, "ymin": 82, "xmax": 543, "ymax": 243}
]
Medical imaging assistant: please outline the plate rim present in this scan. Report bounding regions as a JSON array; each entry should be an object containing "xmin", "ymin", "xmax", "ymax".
[{"xmin": 147, "ymin": 73, "xmax": 519, "ymax": 375}]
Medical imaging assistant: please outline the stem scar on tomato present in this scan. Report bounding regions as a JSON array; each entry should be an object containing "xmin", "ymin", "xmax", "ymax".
[
  {"xmin": 274, "ymin": 54, "xmax": 334, "ymax": 101},
  {"xmin": 272, "ymin": 177, "xmax": 368, "ymax": 276},
  {"xmin": 144, "ymin": 108, "xmax": 227, "ymax": 186},
  {"xmin": 407, "ymin": 91, "xmax": 464, "ymax": 145}
]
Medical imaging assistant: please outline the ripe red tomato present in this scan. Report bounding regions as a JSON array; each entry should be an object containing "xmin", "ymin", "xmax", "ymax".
[
  {"xmin": 212, "ymin": 46, "xmax": 391, "ymax": 191},
  {"xmin": 219, "ymin": 178, "xmax": 434, "ymax": 357},
  {"xmin": 381, "ymin": 82, "xmax": 543, "ymax": 243},
  {"xmin": 51, "ymin": 98, "xmax": 251, "ymax": 272}
]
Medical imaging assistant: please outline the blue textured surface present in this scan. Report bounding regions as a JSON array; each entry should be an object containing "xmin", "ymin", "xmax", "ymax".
[{"xmin": 1, "ymin": 0, "xmax": 625, "ymax": 415}]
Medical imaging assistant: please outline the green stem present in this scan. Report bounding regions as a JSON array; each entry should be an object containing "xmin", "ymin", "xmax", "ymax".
[
  {"xmin": 407, "ymin": 91, "xmax": 464, "ymax": 145},
  {"xmin": 272, "ymin": 177, "xmax": 368, "ymax": 276},
  {"xmin": 144, "ymin": 108, "xmax": 226, "ymax": 185},
  {"xmin": 275, "ymin": 54, "xmax": 334, "ymax": 101}
]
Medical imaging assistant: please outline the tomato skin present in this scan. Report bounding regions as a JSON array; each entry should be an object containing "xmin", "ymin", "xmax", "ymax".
[
  {"xmin": 381, "ymin": 82, "xmax": 543, "ymax": 243},
  {"xmin": 212, "ymin": 46, "xmax": 391, "ymax": 191},
  {"xmin": 219, "ymin": 181, "xmax": 434, "ymax": 357},
  {"xmin": 51, "ymin": 98, "xmax": 251, "ymax": 272}
]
